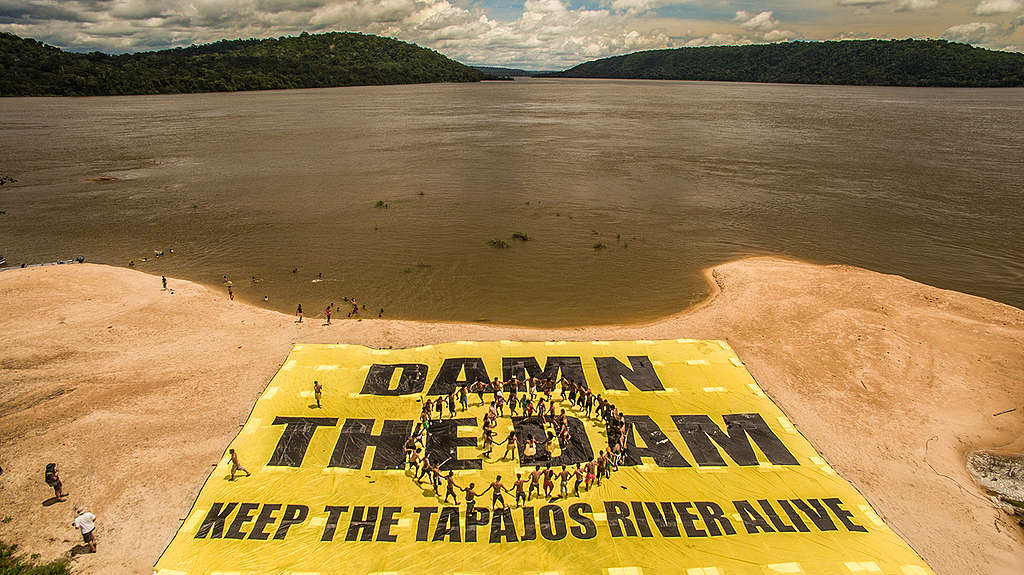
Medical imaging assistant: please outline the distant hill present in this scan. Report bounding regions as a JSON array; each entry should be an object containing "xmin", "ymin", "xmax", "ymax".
[
  {"xmin": 545, "ymin": 39, "xmax": 1024, "ymax": 87},
  {"xmin": 0, "ymin": 31, "xmax": 485, "ymax": 96},
  {"xmin": 472, "ymin": 66, "xmax": 552, "ymax": 77}
]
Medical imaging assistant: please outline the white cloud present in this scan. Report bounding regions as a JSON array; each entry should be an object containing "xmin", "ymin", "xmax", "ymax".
[
  {"xmin": 835, "ymin": 0, "xmax": 888, "ymax": 6},
  {"xmin": 0, "ymin": 0, "xmax": 677, "ymax": 68},
  {"xmin": 732, "ymin": 10, "xmax": 778, "ymax": 32},
  {"xmin": 894, "ymin": 0, "xmax": 939, "ymax": 11},
  {"xmin": 942, "ymin": 21, "xmax": 1004, "ymax": 44},
  {"xmin": 974, "ymin": 0, "xmax": 1023, "ymax": 14}
]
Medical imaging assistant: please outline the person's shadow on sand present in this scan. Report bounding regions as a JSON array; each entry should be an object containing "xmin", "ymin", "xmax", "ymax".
[
  {"xmin": 42, "ymin": 496, "xmax": 66, "ymax": 507},
  {"xmin": 68, "ymin": 543, "xmax": 92, "ymax": 557}
]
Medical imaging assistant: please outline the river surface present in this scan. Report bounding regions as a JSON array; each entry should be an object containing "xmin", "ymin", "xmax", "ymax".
[{"xmin": 1, "ymin": 79, "xmax": 1022, "ymax": 325}]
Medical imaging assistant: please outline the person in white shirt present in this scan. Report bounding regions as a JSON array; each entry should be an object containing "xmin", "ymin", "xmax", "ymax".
[{"xmin": 72, "ymin": 508, "xmax": 96, "ymax": 553}]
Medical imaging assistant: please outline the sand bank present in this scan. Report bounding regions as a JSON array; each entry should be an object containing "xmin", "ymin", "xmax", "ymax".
[{"xmin": 0, "ymin": 258, "xmax": 1021, "ymax": 574}]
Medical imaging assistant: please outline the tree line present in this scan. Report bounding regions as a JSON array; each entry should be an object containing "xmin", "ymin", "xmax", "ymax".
[
  {"xmin": 0, "ymin": 32, "xmax": 486, "ymax": 97},
  {"xmin": 544, "ymin": 39, "xmax": 1024, "ymax": 87}
]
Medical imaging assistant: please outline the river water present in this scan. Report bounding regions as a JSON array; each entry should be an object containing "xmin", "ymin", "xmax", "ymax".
[{"xmin": 1, "ymin": 79, "xmax": 1021, "ymax": 325}]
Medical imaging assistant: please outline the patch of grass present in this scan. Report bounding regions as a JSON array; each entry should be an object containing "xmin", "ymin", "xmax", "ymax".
[{"xmin": 0, "ymin": 541, "xmax": 71, "ymax": 575}]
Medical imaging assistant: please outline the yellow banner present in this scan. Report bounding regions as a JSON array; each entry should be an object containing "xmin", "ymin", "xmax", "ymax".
[{"xmin": 155, "ymin": 340, "xmax": 933, "ymax": 575}]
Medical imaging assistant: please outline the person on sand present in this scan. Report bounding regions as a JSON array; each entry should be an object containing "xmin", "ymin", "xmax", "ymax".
[
  {"xmin": 227, "ymin": 285, "xmax": 233, "ymax": 301},
  {"xmin": 45, "ymin": 463, "xmax": 67, "ymax": 500},
  {"xmin": 161, "ymin": 276, "xmax": 166, "ymax": 290},
  {"xmin": 228, "ymin": 449, "xmax": 250, "ymax": 480},
  {"xmin": 72, "ymin": 507, "xmax": 97, "ymax": 553},
  {"xmin": 313, "ymin": 380, "xmax": 322, "ymax": 408},
  {"xmin": 296, "ymin": 304, "xmax": 303, "ymax": 323},
  {"xmin": 325, "ymin": 303, "xmax": 333, "ymax": 325}
]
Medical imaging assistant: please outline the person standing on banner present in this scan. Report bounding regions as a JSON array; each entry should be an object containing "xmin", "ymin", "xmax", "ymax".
[
  {"xmin": 513, "ymin": 473, "xmax": 527, "ymax": 507},
  {"xmin": 228, "ymin": 449, "xmax": 251, "ymax": 480},
  {"xmin": 462, "ymin": 482, "xmax": 479, "ymax": 513},
  {"xmin": 443, "ymin": 471, "xmax": 460, "ymax": 504},
  {"xmin": 313, "ymin": 380, "xmax": 322, "ymax": 408},
  {"xmin": 72, "ymin": 507, "xmax": 97, "ymax": 553},
  {"xmin": 528, "ymin": 466, "xmax": 542, "ymax": 500},
  {"xmin": 558, "ymin": 465, "xmax": 571, "ymax": 499}
]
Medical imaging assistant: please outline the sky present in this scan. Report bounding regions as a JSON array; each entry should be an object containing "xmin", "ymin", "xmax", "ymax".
[{"xmin": 0, "ymin": 0, "xmax": 1022, "ymax": 69}]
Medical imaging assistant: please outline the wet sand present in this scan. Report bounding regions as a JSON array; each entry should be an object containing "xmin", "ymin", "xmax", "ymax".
[{"xmin": 0, "ymin": 257, "xmax": 1021, "ymax": 574}]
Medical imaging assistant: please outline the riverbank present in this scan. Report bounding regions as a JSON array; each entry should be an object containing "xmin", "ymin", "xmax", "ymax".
[{"xmin": 0, "ymin": 257, "xmax": 1021, "ymax": 574}]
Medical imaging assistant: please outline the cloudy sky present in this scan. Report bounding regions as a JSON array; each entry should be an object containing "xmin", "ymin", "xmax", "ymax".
[{"xmin": 1, "ymin": 0, "xmax": 1021, "ymax": 68}]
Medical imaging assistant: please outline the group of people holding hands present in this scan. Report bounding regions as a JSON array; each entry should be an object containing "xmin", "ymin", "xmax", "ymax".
[{"xmin": 404, "ymin": 375, "xmax": 634, "ymax": 512}]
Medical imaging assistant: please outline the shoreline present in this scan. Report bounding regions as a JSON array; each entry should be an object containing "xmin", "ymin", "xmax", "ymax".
[{"xmin": 0, "ymin": 257, "xmax": 1021, "ymax": 574}]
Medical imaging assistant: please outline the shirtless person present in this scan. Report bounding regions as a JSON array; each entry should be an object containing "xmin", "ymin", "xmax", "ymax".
[
  {"xmin": 543, "ymin": 465, "xmax": 556, "ymax": 498},
  {"xmin": 558, "ymin": 465, "xmax": 572, "ymax": 499},
  {"xmin": 528, "ymin": 466, "xmax": 543, "ymax": 500},
  {"xmin": 443, "ymin": 471, "xmax": 460, "ymax": 504},
  {"xmin": 573, "ymin": 464, "xmax": 585, "ymax": 496},
  {"xmin": 463, "ymin": 483, "xmax": 480, "ymax": 513},
  {"xmin": 228, "ymin": 449, "xmax": 250, "ymax": 480},
  {"xmin": 512, "ymin": 473, "xmax": 528, "ymax": 507},
  {"xmin": 481, "ymin": 475, "xmax": 508, "ymax": 510},
  {"xmin": 313, "ymin": 380, "xmax": 323, "ymax": 408}
]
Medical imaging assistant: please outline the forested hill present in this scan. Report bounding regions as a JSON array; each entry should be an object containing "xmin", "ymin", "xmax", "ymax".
[
  {"xmin": 546, "ymin": 39, "xmax": 1024, "ymax": 87},
  {"xmin": 0, "ymin": 32, "xmax": 485, "ymax": 96}
]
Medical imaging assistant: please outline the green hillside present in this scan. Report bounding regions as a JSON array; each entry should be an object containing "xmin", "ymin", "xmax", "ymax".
[
  {"xmin": 0, "ymin": 31, "xmax": 485, "ymax": 96},
  {"xmin": 546, "ymin": 39, "xmax": 1024, "ymax": 87}
]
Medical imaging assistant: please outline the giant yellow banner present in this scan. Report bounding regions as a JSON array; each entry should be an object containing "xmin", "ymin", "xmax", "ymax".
[{"xmin": 155, "ymin": 340, "xmax": 933, "ymax": 575}]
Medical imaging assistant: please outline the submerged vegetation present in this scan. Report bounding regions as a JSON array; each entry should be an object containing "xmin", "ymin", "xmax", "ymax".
[
  {"xmin": 546, "ymin": 39, "xmax": 1024, "ymax": 87},
  {"xmin": 0, "ymin": 31, "xmax": 485, "ymax": 96}
]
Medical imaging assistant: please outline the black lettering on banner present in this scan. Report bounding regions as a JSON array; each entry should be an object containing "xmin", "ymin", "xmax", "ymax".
[
  {"xmin": 594, "ymin": 356, "xmax": 664, "ymax": 391},
  {"xmin": 413, "ymin": 507, "xmax": 438, "ymax": 542},
  {"xmin": 734, "ymin": 500, "xmax": 775, "ymax": 534},
  {"xmin": 538, "ymin": 505, "xmax": 567, "ymax": 541},
  {"xmin": 520, "ymin": 507, "xmax": 537, "ymax": 541},
  {"xmin": 361, "ymin": 364, "xmax": 428, "ymax": 395},
  {"xmin": 427, "ymin": 358, "xmax": 489, "ymax": 395},
  {"xmin": 329, "ymin": 419, "xmax": 412, "ymax": 470},
  {"xmin": 321, "ymin": 505, "xmax": 350, "ymax": 542},
  {"xmin": 629, "ymin": 502, "xmax": 654, "ymax": 538},
  {"xmin": 757, "ymin": 499, "xmax": 796, "ymax": 533},
  {"xmin": 248, "ymin": 504, "xmax": 282, "ymax": 540},
  {"xmin": 268, "ymin": 417, "xmax": 338, "ymax": 467},
  {"xmin": 672, "ymin": 414, "xmax": 799, "ymax": 467},
  {"xmin": 274, "ymin": 504, "xmax": 308, "ymax": 540},
  {"xmin": 644, "ymin": 502, "xmax": 680, "ymax": 537},
  {"xmin": 345, "ymin": 506, "xmax": 379, "ymax": 541},
  {"xmin": 489, "ymin": 507, "xmax": 519, "ymax": 543},
  {"xmin": 621, "ymin": 415, "xmax": 690, "ymax": 468},
  {"xmin": 823, "ymin": 498, "xmax": 868, "ymax": 533},
  {"xmin": 465, "ymin": 507, "xmax": 490, "ymax": 543},
  {"xmin": 568, "ymin": 503, "xmax": 597, "ymax": 539},
  {"xmin": 791, "ymin": 499, "xmax": 837, "ymax": 531},
  {"xmin": 777, "ymin": 500, "xmax": 810, "ymax": 532},
  {"xmin": 695, "ymin": 501, "xmax": 736, "ymax": 536},
  {"xmin": 672, "ymin": 502, "xmax": 707, "ymax": 537},
  {"xmin": 224, "ymin": 502, "xmax": 260, "ymax": 540},
  {"xmin": 605, "ymin": 501, "xmax": 637, "ymax": 537},
  {"xmin": 195, "ymin": 502, "xmax": 237, "ymax": 539},
  {"xmin": 377, "ymin": 507, "xmax": 402, "ymax": 542},
  {"xmin": 512, "ymin": 416, "xmax": 593, "ymax": 466},
  {"xmin": 433, "ymin": 507, "xmax": 461, "ymax": 542},
  {"xmin": 425, "ymin": 418, "xmax": 482, "ymax": 470},
  {"xmin": 502, "ymin": 357, "xmax": 588, "ymax": 387}
]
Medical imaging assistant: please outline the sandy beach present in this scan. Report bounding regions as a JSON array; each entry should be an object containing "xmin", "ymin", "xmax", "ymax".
[{"xmin": 0, "ymin": 257, "xmax": 1021, "ymax": 574}]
